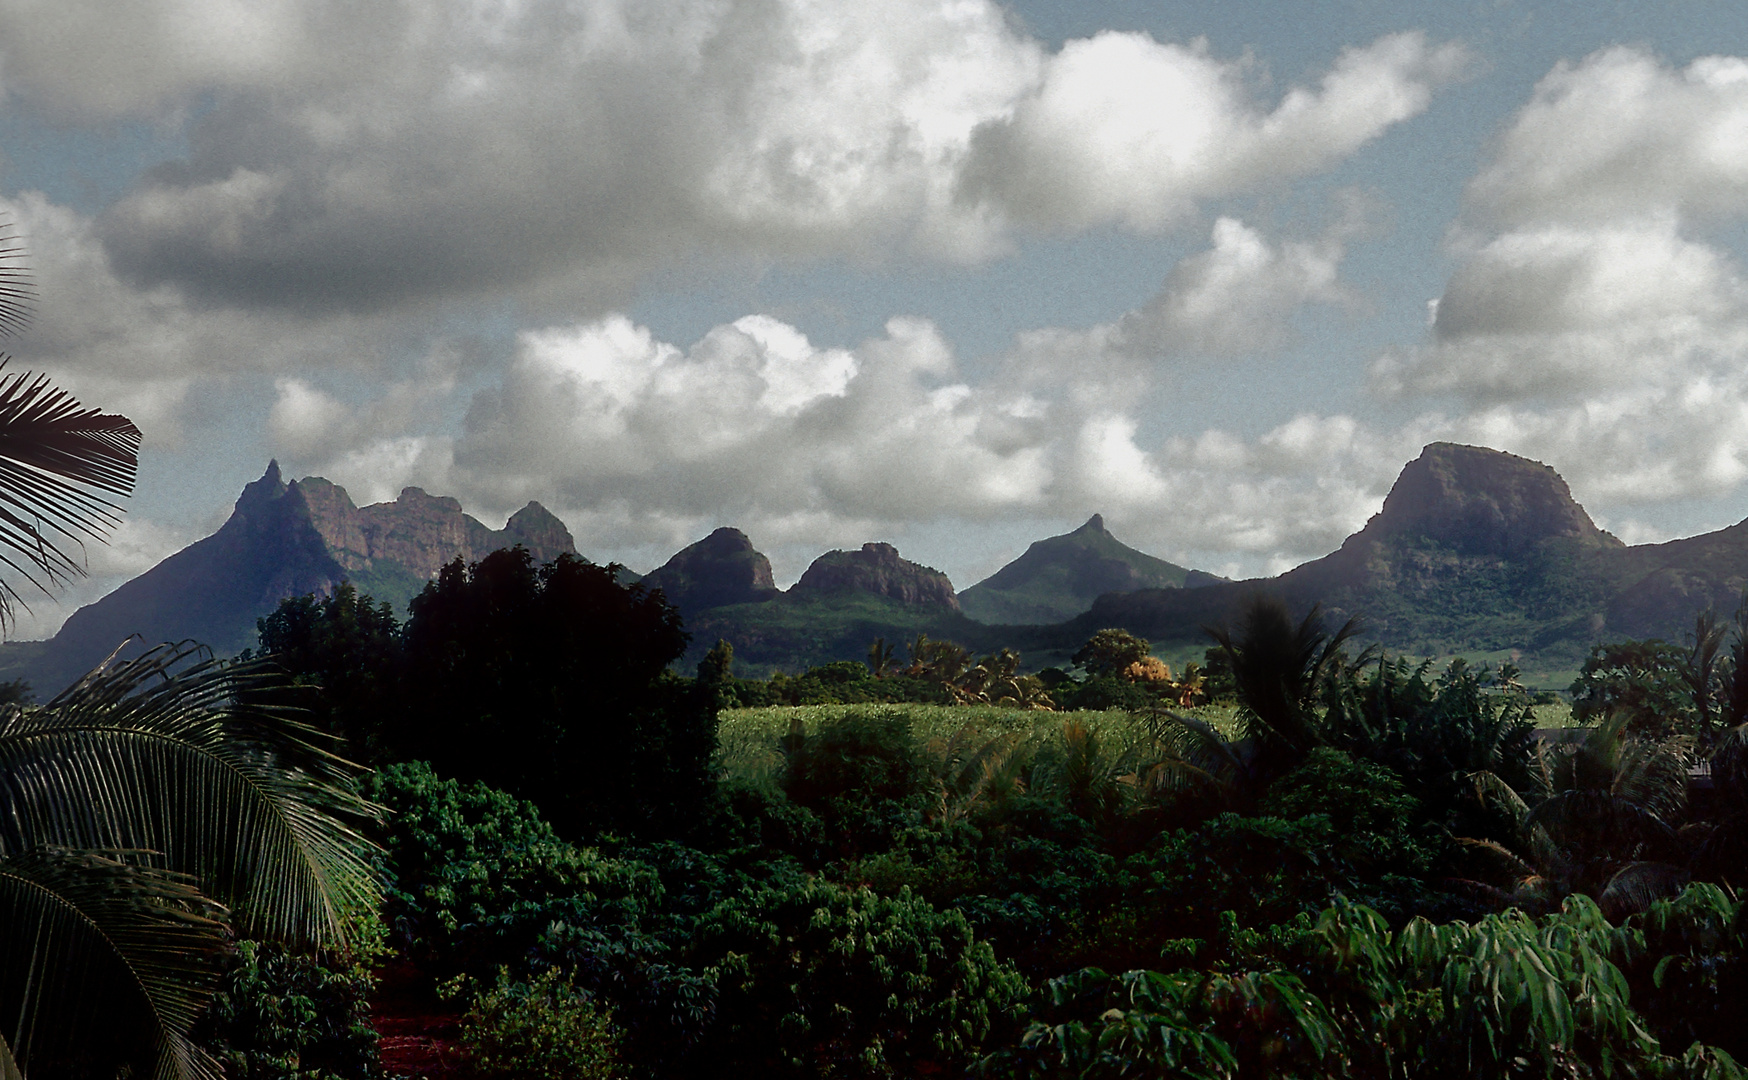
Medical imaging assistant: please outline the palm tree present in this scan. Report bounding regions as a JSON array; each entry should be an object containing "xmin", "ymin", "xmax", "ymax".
[
  {"xmin": 1463, "ymin": 712, "xmax": 1691, "ymax": 916},
  {"xmin": 0, "ymin": 646, "xmax": 380, "ymax": 1078},
  {"xmin": 1204, "ymin": 594, "xmax": 1366, "ymax": 775},
  {"xmin": 0, "ymin": 221, "xmax": 378, "ymax": 1077}
]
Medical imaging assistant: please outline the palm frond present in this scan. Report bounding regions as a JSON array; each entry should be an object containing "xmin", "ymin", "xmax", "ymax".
[
  {"xmin": 1610, "ymin": 734, "xmax": 1691, "ymax": 825},
  {"xmin": 0, "ymin": 847, "xmax": 228, "ymax": 1080},
  {"xmin": 0, "ymin": 218, "xmax": 31, "ymax": 338},
  {"xmin": 0, "ymin": 644, "xmax": 380, "ymax": 948},
  {"xmin": 1470, "ymin": 768, "xmax": 1533, "ymax": 827},
  {"xmin": 0, "ymin": 1031, "xmax": 21, "ymax": 1080},
  {"xmin": 1455, "ymin": 836, "xmax": 1540, "ymax": 884},
  {"xmin": 1155, "ymin": 709, "xmax": 1250, "ymax": 784},
  {"xmin": 0, "ymin": 361, "xmax": 141, "ymax": 623},
  {"xmin": 1598, "ymin": 861, "xmax": 1689, "ymax": 922}
]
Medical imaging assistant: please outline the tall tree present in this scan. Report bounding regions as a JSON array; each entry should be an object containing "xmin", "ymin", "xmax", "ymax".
[
  {"xmin": 396, "ymin": 547, "xmax": 715, "ymax": 838},
  {"xmin": 254, "ymin": 582, "xmax": 403, "ymax": 759},
  {"xmin": 1205, "ymin": 594, "xmax": 1364, "ymax": 775}
]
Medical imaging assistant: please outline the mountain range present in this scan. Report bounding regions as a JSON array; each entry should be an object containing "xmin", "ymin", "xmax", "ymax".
[
  {"xmin": 3, "ymin": 442, "xmax": 1747, "ymax": 691},
  {"xmin": 0, "ymin": 462, "xmax": 576, "ymax": 692},
  {"xmin": 1047, "ymin": 443, "xmax": 1748, "ymax": 670}
]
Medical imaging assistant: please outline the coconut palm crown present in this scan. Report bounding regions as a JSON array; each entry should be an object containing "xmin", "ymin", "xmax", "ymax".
[{"xmin": 0, "ymin": 646, "xmax": 382, "ymax": 1078}]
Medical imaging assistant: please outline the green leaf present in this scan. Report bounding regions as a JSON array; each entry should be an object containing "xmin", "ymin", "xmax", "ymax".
[
  {"xmin": 0, "ymin": 644, "xmax": 381, "ymax": 947},
  {"xmin": 0, "ymin": 847, "xmax": 229, "ymax": 1080}
]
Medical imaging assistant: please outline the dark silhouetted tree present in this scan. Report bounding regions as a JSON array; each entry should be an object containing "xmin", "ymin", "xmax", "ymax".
[{"xmin": 395, "ymin": 547, "xmax": 714, "ymax": 839}]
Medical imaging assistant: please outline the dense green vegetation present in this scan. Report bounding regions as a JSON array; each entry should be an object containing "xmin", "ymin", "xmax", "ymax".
[
  {"xmin": 14, "ymin": 539, "xmax": 1748, "ymax": 1078},
  {"xmin": 187, "ymin": 563, "xmax": 1748, "ymax": 1079}
]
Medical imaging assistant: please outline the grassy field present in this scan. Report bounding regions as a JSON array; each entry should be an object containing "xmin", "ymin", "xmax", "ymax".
[
  {"xmin": 716, "ymin": 703, "xmax": 1240, "ymax": 785},
  {"xmin": 716, "ymin": 697, "xmax": 1582, "ymax": 783}
]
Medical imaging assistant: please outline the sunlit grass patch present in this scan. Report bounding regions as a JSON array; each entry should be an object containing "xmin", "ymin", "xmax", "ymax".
[{"xmin": 714, "ymin": 701, "xmax": 1245, "ymax": 785}]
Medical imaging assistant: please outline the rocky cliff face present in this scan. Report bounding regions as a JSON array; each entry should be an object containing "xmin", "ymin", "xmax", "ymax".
[
  {"xmin": 1342, "ymin": 443, "xmax": 1620, "ymax": 561},
  {"xmin": 291, "ymin": 478, "xmax": 572, "ymax": 580},
  {"xmin": 9, "ymin": 462, "xmax": 576, "ymax": 692},
  {"xmin": 1074, "ymin": 443, "xmax": 1688, "ymax": 663},
  {"xmin": 642, "ymin": 527, "xmax": 779, "ymax": 614},
  {"xmin": 793, "ymin": 542, "xmax": 960, "ymax": 610}
]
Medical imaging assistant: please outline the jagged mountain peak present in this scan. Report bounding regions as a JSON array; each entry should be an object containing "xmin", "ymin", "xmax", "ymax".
[
  {"xmin": 236, "ymin": 459, "xmax": 288, "ymax": 513},
  {"xmin": 959, "ymin": 514, "xmax": 1205, "ymax": 625},
  {"xmin": 4, "ymin": 466, "xmax": 579, "ymax": 693},
  {"xmin": 503, "ymin": 501, "xmax": 576, "ymax": 555}
]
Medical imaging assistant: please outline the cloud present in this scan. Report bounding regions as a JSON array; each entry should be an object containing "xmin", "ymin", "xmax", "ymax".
[
  {"xmin": 264, "ymin": 206, "xmax": 1381, "ymax": 572},
  {"xmin": 1365, "ymin": 47, "xmax": 1748, "ymax": 512},
  {"xmin": 0, "ymin": 190, "xmax": 427, "ymax": 445},
  {"xmin": 1465, "ymin": 47, "xmax": 1748, "ymax": 229},
  {"xmin": 1113, "ymin": 216, "xmax": 1352, "ymax": 355},
  {"xmin": 1005, "ymin": 213, "xmax": 1356, "ymax": 394},
  {"xmin": 449, "ymin": 313, "xmax": 1053, "ymax": 525},
  {"xmin": 17, "ymin": 0, "xmax": 1459, "ymax": 314},
  {"xmin": 1377, "ymin": 46, "xmax": 1748, "ymax": 408},
  {"xmin": 282, "ymin": 291, "xmax": 1411, "ymax": 577},
  {"xmin": 0, "ymin": 0, "xmax": 316, "ymax": 119},
  {"xmin": 268, "ymin": 348, "xmax": 458, "ymax": 459},
  {"xmin": 1373, "ymin": 216, "xmax": 1748, "ymax": 402},
  {"xmin": 963, "ymin": 31, "xmax": 1468, "ymax": 232}
]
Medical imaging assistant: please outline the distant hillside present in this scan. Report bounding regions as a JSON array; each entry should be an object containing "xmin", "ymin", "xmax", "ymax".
[
  {"xmin": 958, "ymin": 514, "xmax": 1220, "ymax": 625},
  {"xmin": 683, "ymin": 541, "xmax": 976, "ymax": 674},
  {"xmin": 19, "ymin": 442, "xmax": 1748, "ymax": 690},
  {"xmin": 686, "ymin": 591, "xmax": 988, "ymax": 676},
  {"xmin": 1054, "ymin": 443, "xmax": 1746, "ymax": 665},
  {"xmin": 0, "ymin": 461, "xmax": 574, "ymax": 694}
]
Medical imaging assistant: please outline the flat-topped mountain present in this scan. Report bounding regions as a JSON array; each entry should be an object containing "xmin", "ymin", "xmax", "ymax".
[
  {"xmin": 4, "ymin": 461, "xmax": 574, "ymax": 692},
  {"xmin": 1351, "ymin": 443, "xmax": 1619, "ymax": 559},
  {"xmin": 959, "ymin": 514, "xmax": 1220, "ymax": 625},
  {"xmin": 792, "ymin": 542, "xmax": 960, "ymax": 610},
  {"xmin": 642, "ymin": 527, "xmax": 780, "ymax": 617},
  {"xmin": 1058, "ymin": 443, "xmax": 1748, "ymax": 666}
]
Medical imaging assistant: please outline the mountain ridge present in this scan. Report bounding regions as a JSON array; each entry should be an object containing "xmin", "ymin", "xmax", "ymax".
[
  {"xmin": 13, "ymin": 442, "xmax": 1748, "ymax": 688},
  {"xmin": 6, "ymin": 461, "xmax": 575, "ymax": 692},
  {"xmin": 1057, "ymin": 443, "xmax": 1748, "ymax": 665}
]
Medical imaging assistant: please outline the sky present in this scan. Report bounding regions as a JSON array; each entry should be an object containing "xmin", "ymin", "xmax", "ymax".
[{"xmin": 3, "ymin": 0, "xmax": 1748, "ymax": 638}]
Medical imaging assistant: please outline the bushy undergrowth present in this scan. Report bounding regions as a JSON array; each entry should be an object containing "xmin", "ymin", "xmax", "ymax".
[
  {"xmin": 194, "ymin": 936, "xmax": 383, "ymax": 1080},
  {"xmin": 983, "ymin": 890, "xmax": 1748, "ymax": 1079},
  {"xmin": 228, "ymin": 574, "xmax": 1748, "ymax": 1078},
  {"xmin": 685, "ymin": 880, "xmax": 1029, "ymax": 1079},
  {"xmin": 460, "ymin": 968, "xmax": 621, "ymax": 1080},
  {"xmin": 364, "ymin": 761, "xmax": 655, "ymax": 977}
]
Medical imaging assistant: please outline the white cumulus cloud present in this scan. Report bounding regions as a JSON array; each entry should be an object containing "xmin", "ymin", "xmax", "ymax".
[{"xmin": 4, "ymin": 0, "xmax": 1460, "ymax": 313}]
